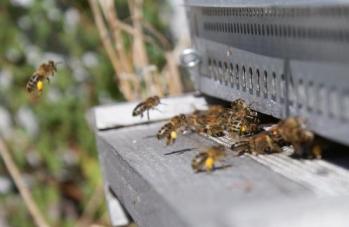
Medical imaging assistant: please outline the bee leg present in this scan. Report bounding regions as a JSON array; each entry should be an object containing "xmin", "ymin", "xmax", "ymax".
[
  {"xmin": 291, "ymin": 143, "xmax": 305, "ymax": 158},
  {"xmin": 46, "ymin": 77, "xmax": 50, "ymax": 83},
  {"xmin": 237, "ymin": 149, "xmax": 247, "ymax": 156},
  {"xmin": 153, "ymin": 108, "xmax": 163, "ymax": 113},
  {"xmin": 147, "ymin": 110, "xmax": 150, "ymax": 121},
  {"xmin": 166, "ymin": 137, "xmax": 173, "ymax": 145},
  {"xmin": 166, "ymin": 132, "xmax": 176, "ymax": 145}
]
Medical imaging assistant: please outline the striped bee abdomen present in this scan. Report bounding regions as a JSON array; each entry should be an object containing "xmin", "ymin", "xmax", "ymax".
[{"xmin": 26, "ymin": 74, "xmax": 41, "ymax": 93}]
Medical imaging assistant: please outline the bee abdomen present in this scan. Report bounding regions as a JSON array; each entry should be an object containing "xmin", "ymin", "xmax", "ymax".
[
  {"xmin": 132, "ymin": 104, "xmax": 145, "ymax": 116},
  {"xmin": 26, "ymin": 74, "xmax": 40, "ymax": 93},
  {"xmin": 191, "ymin": 152, "xmax": 207, "ymax": 171},
  {"xmin": 157, "ymin": 123, "xmax": 171, "ymax": 139}
]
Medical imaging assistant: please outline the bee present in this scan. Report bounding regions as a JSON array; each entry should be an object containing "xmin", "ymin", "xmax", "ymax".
[
  {"xmin": 206, "ymin": 105, "xmax": 226, "ymax": 115},
  {"xmin": 227, "ymin": 116, "xmax": 260, "ymax": 138},
  {"xmin": 231, "ymin": 132, "xmax": 282, "ymax": 156},
  {"xmin": 132, "ymin": 96, "xmax": 161, "ymax": 120},
  {"xmin": 201, "ymin": 124, "xmax": 225, "ymax": 137},
  {"xmin": 231, "ymin": 117, "xmax": 314, "ymax": 157},
  {"xmin": 230, "ymin": 98, "xmax": 247, "ymax": 112},
  {"xmin": 157, "ymin": 114, "xmax": 187, "ymax": 145},
  {"xmin": 226, "ymin": 99, "xmax": 260, "ymax": 137},
  {"xmin": 191, "ymin": 146, "xmax": 226, "ymax": 172},
  {"xmin": 192, "ymin": 105, "xmax": 227, "ymax": 132},
  {"xmin": 230, "ymin": 99, "xmax": 259, "ymax": 122},
  {"xmin": 308, "ymin": 142, "xmax": 323, "ymax": 159},
  {"xmin": 26, "ymin": 60, "xmax": 59, "ymax": 94},
  {"xmin": 273, "ymin": 117, "xmax": 314, "ymax": 157}
]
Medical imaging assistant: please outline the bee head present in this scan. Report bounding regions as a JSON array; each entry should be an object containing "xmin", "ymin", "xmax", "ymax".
[
  {"xmin": 151, "ymin": 95, "xmax": 160, "ymax": 105},
  {"xmin": 231, "ymin": 98, "xmax": 247, "ymax": 111},
  {"xmin": 48, "ymin": 60, "xmax": 57, "ymax": 72},
  {"xmin": 179, "ymin": 114, "xmax": 186, "ymax": 121}
]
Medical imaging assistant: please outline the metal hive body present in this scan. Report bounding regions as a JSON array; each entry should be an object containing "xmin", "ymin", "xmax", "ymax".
[{"xmin": 186, "ymin": 0, "xmax": 349, "ymax": 145}]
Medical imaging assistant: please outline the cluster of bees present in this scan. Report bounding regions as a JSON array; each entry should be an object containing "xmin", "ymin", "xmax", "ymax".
[
  {"xmin": 133, "ymin": 96, "xmax": 322, "ymax": 173},
  {"xmin": 26, "ymin": 61, "xmax": 321, "ymax": 173}
]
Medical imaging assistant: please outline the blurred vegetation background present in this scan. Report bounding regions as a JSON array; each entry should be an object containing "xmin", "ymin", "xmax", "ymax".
[{"xmin": 0, "ymin": 0, "xmax": 188, "ymax": 226}]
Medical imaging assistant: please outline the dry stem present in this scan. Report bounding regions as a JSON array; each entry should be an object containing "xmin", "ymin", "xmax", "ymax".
[
  {"xmin": 89, "ymin": 0, "xmax": 135, "ymax": 100},
  {"xmin": 0, "ymin": 138, "xmax": 50, "ymax": 227},
  {"xmin": 76, "ymin": 184, "xmax": 104, "ymax": 227},
  {"xmin": 90, "ymin": 0, "xmax": 185, "ymax": 99},
  {"xmin": 128, "ymin": 0, "xmax": 159, "ymax": 96},
  {"xmin": 165, "ymin": 52, "xmax": 183, "ymax": 95}
]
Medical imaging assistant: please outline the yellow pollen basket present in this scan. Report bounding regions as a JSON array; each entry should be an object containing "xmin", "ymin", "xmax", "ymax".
[
  {"xmin": 170, "ymin": 131, "xmax": 177, "ymax": 140},
  {"xmin": 240, "ymin": 125, "xmax": 247, "ymax": 133},
  {"xmin": 37, "ymin": 81, "xmax": 44, "ymax": 92},
  {"xmin": 204, "ymin": 157, "xmax": 214, "ymax": 172}
]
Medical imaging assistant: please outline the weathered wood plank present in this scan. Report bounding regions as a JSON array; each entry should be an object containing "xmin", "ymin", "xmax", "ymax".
[
  {"xmin": 97, "ymin": 122, "xmax": 312, "ymax": 227},
  {"xmin": 94, "ymin": 95, "xmax": 207, "ymax": 130}
]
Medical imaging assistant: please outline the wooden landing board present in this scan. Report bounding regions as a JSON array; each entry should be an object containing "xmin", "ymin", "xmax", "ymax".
[
  {"xmin": 96, "ymin": 121, "xmax": 349, "ymax": 227},
  {"xmin": 94, "ymin": 95, "xmax": 207, "ymax": 130}
]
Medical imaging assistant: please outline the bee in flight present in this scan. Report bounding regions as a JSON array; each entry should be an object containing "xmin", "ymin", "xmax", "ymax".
[
  {"xmin": 26, "ymin": 60, "xmax": 59, "ymax": 94},
  {"xmin": 191, "ymin": 146, "xmax": 226, "ymax": 172},
  {"xmin": 132, "ymin": 96, "xmax": 163, "ymax": 120}
]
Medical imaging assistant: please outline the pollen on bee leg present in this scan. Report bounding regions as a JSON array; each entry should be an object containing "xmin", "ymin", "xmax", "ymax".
[
  {"xmin": 37, "ymin": 81, "xmax": 44, "ymax": 92},
  {"xmin": 205, "ymin": 157, "xmax": 214, "ymax": 172},
  {"xmin": 170, "ymin": 131, "xmax": 177, "ymax": 140}
]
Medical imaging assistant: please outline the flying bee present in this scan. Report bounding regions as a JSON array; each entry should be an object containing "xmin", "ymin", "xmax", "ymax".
[
  {"xmin": 191, "ymin": 146, "xmax": 226, "ymax": 172},
  {"xmin": 26, "ymin": 60, "xmax": 59, "ymax": 94},
  {"xmin": 132, "ymin": 95, "xmax": 162, "ymax": 120},
  {"xmin": 157, "ymin": 114, "xmax": 187, "ymax": 145}
]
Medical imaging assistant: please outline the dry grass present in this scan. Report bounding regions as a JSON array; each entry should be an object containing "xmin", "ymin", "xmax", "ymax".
[
  {"xmin": 0, "ymin": 138, "xmax": 50, "ymax": 227},
  {"xmin": 89, "ymin": 0, "xmax": 184, "ymax": 100}
]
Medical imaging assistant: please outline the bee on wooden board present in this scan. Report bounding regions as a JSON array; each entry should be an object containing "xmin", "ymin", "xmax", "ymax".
[
  {"xmin": 26, "ymin": 60, "xmax": 60, "ymax": 94},
  {"xmin": 192, "ymin": 146, "xmax": 226, "ymax": 172},
  {"xmin": 200, "ymin": 123, "xmax": 225, "ymax": 137},
  {"xmin": 132, "ymin": 95, "xmax": 162, "ymax": 120},
  {"xmin": 231, "ymin": 117, "xmax": 316, "ymax": 157},
  {"xmin": 227, "ymin": 116, "xmax": 260, "ymax": 138},
  {"xmin": 193, "ymin": 115, "xmax": 226, "ymax": 137},
  {"xmin": 187, "ymin": 105, "xmax": 227, "ymax": 136},
  {"xmin": 157, "ymin": 114, "xmax": 187, "ymax": 145},
  {"xmin": 231, "ymin": 131, "xmax": 282, "ymax": 156},
  {"xmin": 225, "ymin": 99, "xmax": 260, "ymax": 138},
  {"xmin": 186, "ymin": 109, "xmax": 211, "ymax": 130},
  {"xmin": 229, "ymin": 99, "xmax": 259, "ymax": 123}
]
